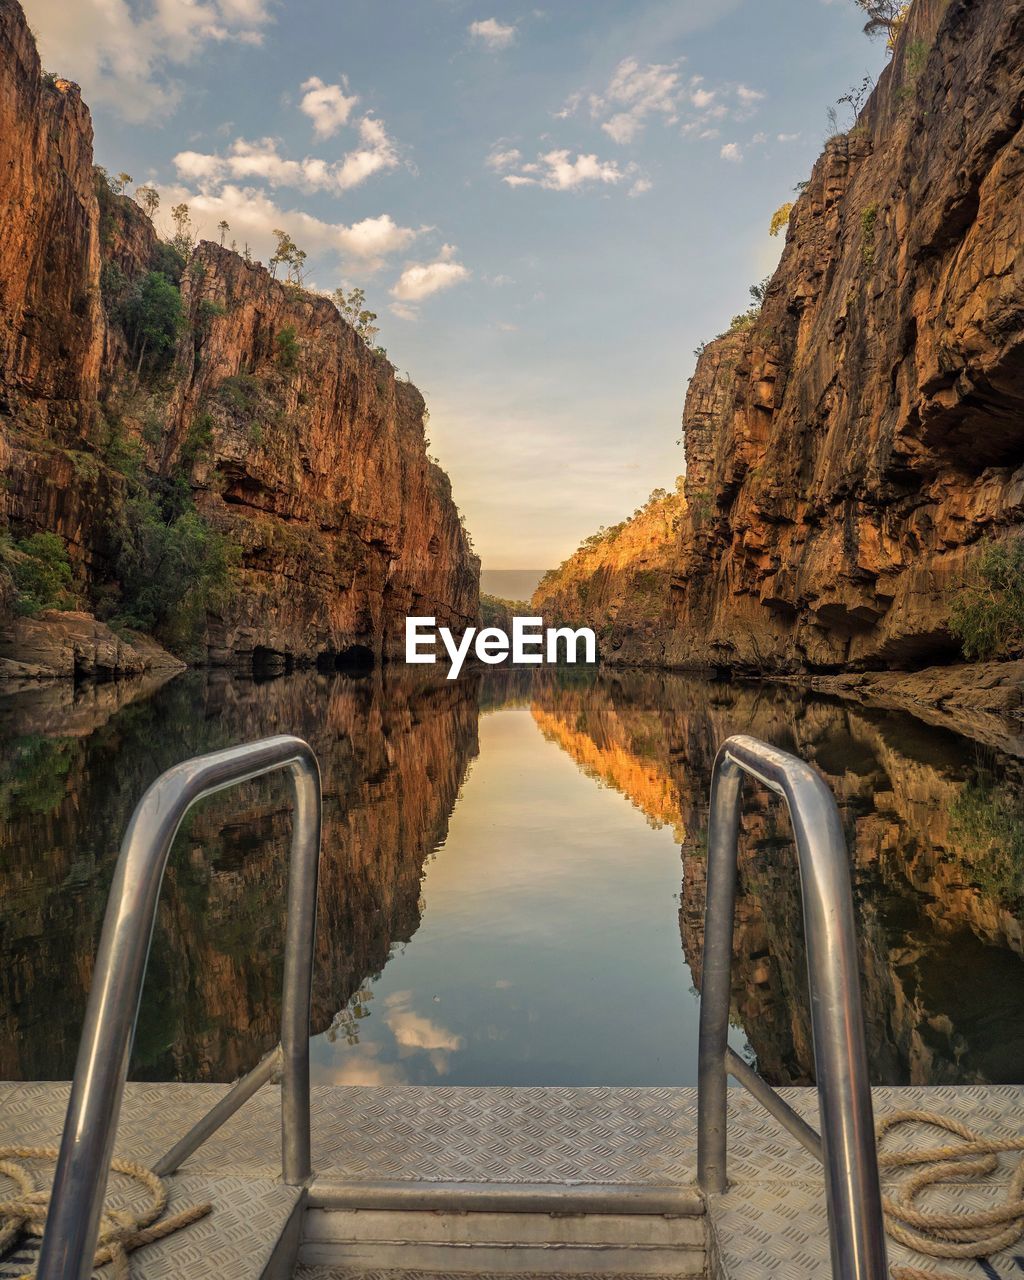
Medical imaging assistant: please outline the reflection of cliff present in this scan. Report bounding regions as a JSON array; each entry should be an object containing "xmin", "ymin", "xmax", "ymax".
[
  {"xmin": 530, "ymin": 673, "xmax": 1024, "ymax": 1086},
  {"xmin": 0, "ymin": 670, "xmax": 478, "ymax": 1081}
]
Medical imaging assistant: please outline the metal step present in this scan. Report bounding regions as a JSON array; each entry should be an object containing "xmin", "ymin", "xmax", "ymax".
[{"xmin": 298, "ymin": 1180, "xmax": 706, "ymax": 1276}]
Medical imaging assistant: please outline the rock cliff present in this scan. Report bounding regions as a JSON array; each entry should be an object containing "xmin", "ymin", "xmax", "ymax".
[
  {"xmin": 530, "ymin": 487, "xmax": 684, "ymax": 663},
  {"xmin": 668, "ymin": 0, "xmax": 1024, "ymax": 674},
  {"xmin": 0, "ymin": 0, "xmax": 478, "ymax": 676},
  {"xmin": 538, "ymin": 0, "xmax": 1024, "ymax": 679}
]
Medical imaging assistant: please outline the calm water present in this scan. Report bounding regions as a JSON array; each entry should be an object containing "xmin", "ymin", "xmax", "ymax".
[{"xmin": 1, "ymin": 667, "xmax": 1023, "ymax": 1087}]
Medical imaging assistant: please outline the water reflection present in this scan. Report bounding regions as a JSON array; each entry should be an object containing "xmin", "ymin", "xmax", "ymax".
[{"xmin": 1, "ymin": 666, "xmax": 1022, "ymax": 1086}]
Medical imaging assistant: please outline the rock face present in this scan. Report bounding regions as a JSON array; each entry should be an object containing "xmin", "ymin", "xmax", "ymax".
[
  {"xmin": 537, "ymin": 0, "xmax": 1024, "ymax": 679},
  {"xmin": 530, "ymin": 488, "xmax": 684, "ymax": 664},
  {"xmin": 0, "ymin": 0, "xmax": 478, "ymax": 674},
  {"xmin": 668, "ymin": 0, "xmax": 1024, "ymax": 673},
  {"xmin": 0, "ymin": 610, "xmax": 183, "ymax": 681}
]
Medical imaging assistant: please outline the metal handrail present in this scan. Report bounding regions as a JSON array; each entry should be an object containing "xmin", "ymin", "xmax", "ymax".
[
  {"xmin": 696, "ymin": 734, "xmax": 887, "ymax": 1280},
  {"xmin": 36, "ymin": 735, "xmax": 322, "ymax": 1280}
]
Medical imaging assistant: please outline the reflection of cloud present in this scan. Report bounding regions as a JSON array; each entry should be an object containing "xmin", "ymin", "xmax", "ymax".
[
  {"xmin": 323, "ymin": 1054, "xmax": 408, "ymax": 1086},
  {"xmin": 385, "ymin": 991, "xmax": 463, "ymax": 1071}
]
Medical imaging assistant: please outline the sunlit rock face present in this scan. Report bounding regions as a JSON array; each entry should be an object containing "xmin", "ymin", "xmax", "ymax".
[
  {"xmin": 531, "ymin": 672, "xmax": 1024, "ymax": 1086},
  {"xmin": 0, "ymin": 671, "xmax": 478, "ymax": 1080},
  {"xmin": 530, "ymin": 490, "xmax": 685, "ymax": 667},
  {"xmin": 0, "ymin": 0, "xmax": 478, "ymax": 672},
  {"xmin": 668, "ymin": 0, "xmax": 1024, "ymax": 673}
]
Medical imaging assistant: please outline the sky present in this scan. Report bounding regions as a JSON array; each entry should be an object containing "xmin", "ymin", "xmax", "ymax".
[{"xmin": 21, "ymin": 0, "xmax": 888, "ymax": 572}]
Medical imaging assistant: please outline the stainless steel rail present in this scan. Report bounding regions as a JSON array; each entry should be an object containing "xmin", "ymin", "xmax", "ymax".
[
  {"xmin": 36, "ymin": 735, "xmax": 322, "ymax": 1280},
  {"xmin": 697, "ymin": 734, "xmax": 887, "ymax": 1280}
]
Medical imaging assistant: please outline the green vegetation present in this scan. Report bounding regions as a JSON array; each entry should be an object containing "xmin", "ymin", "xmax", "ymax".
[
  {"xmin": 769, "ymin": 202, "xmax": 794, "ymax": 238},
  {"xmin": 950, "ymin": 537, "xmax": 1024, "ymax": 660},
  {"xmin": 170, "ymin": 203, "xmax": 198, "ymax": 262},
  {"xmin": 333, "ymin": 286, "xmax": 380, "ymax": 346},
  {"xmin": 275, "ymin": 326, "xmax": 301, "ymax": 370},
  {"xmin": 951, "ymin": 774, "xmax": 1024, "ymax": 909},
  {"xmin": 726, "ymin": 276, "xmax": 771, "ymax": 335},
  {"xmin": 853, "ymin": 0, "xmax": 910, "ymax": 46},
  {"xmin": 2, "ymin": 532, "xmax": 75, "ymax": 615},
  {"xmin": 110, "ymin": 491, "xmax": 238, "ymax": 656},
  {"xmin": 116, "ymin": 271, "xmax": 184, "ymax": 374},
  {"xmin": 479, "ymin": 594, "xmax": 527, "ymax": 628},
  {"xmin": 269, "ymin": 229, "xmax": 307, "ymax": 285}
]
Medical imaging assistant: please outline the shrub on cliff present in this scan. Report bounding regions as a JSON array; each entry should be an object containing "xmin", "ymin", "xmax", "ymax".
[
  {"xmin": 950, "ymin": 537, "xmax": 1024, "ymax": 660},
  {"xmin": 2, "ymin": 532, "xmax": 75, "ymax": 615},
  {"xmin": 109, "ymin": 492, "xmax": 238, "ymax": 656},
  {"xmin": 116, "ymin": 271, "xmax": 184, "ymax": 374}
]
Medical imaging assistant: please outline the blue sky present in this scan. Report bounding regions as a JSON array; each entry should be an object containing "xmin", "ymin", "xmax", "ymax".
[{"xmin": 24, "ymin": 0, "xmax": 887, "ymax": 571}]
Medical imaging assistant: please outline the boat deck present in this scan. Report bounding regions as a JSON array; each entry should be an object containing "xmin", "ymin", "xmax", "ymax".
[{"xmin": 1, "ymin": 1081, "xmax": 1021, "ymax": 1279}]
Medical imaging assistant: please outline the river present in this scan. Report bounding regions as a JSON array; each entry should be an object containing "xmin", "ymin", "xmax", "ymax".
[{"xmin": 1, "ymin": 667, "xmax": 1022, "ymax": 1087}]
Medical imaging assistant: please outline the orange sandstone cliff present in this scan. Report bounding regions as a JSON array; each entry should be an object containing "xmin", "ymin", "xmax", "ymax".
[
  {"xmin": 539, "ymin": 0, "xmax": 1024, "ymax": 678},
  {"xmin": 0, "ymin": 0, "xmax": 478, "ymax": 677}
]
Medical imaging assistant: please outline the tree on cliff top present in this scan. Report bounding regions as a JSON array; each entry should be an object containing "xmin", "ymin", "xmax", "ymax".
[
  {"xmin": 853, "ymin": 0, "xmax": 910, "ymax": 45},
  {"xmin": 333, "ymin": 287, "xmax": 380, "ymax": 344}
]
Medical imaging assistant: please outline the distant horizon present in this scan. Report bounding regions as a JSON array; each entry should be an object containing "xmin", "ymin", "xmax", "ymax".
[{"xmin": 479, "ymin": 569, "xmax": 548, "ymax": 602}]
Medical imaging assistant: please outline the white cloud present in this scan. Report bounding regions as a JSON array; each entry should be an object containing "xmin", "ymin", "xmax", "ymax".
[
  {"xmin": 172, "ymin": 116, "xmax": 399, "ymax": 195},
  {"xmin": 20, "ymin": 0, "xmax": 272, "ymax": 122},
  {"xmin": 691, "ymin": 88, "xmax": 716, "ymax": 109},
  {"xmin": 591, "ymin": 57, "xmax": 682, "ymax": 144},
  {"xmin": 487, "ymin": 146, "xmax": 522, "ymax": 172},
  {"xmin": 468, "ymin": 18, "xmax": 517, "ymax": 48},
  {"xmin": 155, "ymin": 183, "xmax": 423, "ymax": 270},
  {"xmin": 299, "ymin": 76, "xmax": 359, "ymax": 137},
  {"xmin": 629, "ymin": 176, "xmax": 652, "ymax": 196},
  {"xmin": 391, "ymin": 245, "xmax": 470, "ymax": 301},
  {"xmin": 720, "ymin": 142, "xmax": 743, "ymax": 162},
  {"xmin": 498, "ymin": 149, "xmax": 632, "ymax": 192},
  {"xmin": 777, "ymin": 131, "xmax": 800, "ymax": 142},
  {"xmin": 736, "ymin": 84, "xmax": 765, "ymax": 105}
]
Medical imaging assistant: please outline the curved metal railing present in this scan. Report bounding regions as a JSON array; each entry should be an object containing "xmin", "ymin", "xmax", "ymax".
[
  {"xmin": 697, "ymin": 734, "xmax": 888, "ymax": 1280},
  {"xmin": 36, "ymin": 735, "xmax": 322, "ymax": 1280}
]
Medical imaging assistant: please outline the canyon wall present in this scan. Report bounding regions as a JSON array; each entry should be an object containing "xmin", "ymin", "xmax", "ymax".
[
  {"xmin": 530, "ymin": 487, "xmax": 684, "ymax": 664},
  {"xmin": 668, "ymin": 0, "xmax": 1024, "ymax": 673},
  {"xmin": 539, "ymin": 0, "xmax": 1024, "ymax": 677},
  {"xmin": 0, "ymin": 0, "xmax": 477, "ymax": 676}
]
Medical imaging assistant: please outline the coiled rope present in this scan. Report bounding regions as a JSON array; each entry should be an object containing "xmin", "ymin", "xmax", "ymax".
[
  {"xmin": 878, "ymin": 1110, "xmax": 1024, "ymax": 1280},
  {"xmin": 0, "ymin": 1145, "xmax": 211, "ymax": 1280}
]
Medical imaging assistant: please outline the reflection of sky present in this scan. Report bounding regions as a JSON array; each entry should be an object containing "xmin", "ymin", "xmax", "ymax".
[{"xmin": 311, "ymin": 705, "xmax": 748, "ymax": 1086}]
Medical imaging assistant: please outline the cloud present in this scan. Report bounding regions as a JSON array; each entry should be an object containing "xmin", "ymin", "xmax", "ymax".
[
  {"xmin": 173, "ymin": 116, "xmax": 399, "ymax": 194},
  {"xmin": 736, "ymin": 83, "xmax": 765, "ymax": 105},
  {"xmin": 777, "ymin": 131, "xmax": 800, "ymax": 142},
  {"xmin": 20, "ymin": 0, "xmax": 272, "ymax": 122},
  {"xmin": 468, "ymin": 18, "xmax": 517, "ymax": 48},
  {"xmin": 720, "ymin": 142, "xmax": 743, "ymax": 162},
  {"xmin": 155, "ymin": 183, "xmax": 423, "ymax": 270},
  {"xmin": 629, "ymin": 176, "xmax": 652, "ymax": 196},
  {"xmin": 391, "ymin": 245, "xmax": 470, "ymax": 302},
  {"xmin": 299, "ymin": 76, "xmax": 359, "ymax": 137},
  {"xmin": 497, "ymin": 149, "xmax": 634, "ymax": 192},
  {"xmin": 486, "ymin": 146, "xmax": 523, "ymax": 172},
  {"xmin": 593, "ymin": 57, "xmax": 683, "ymax": 144}
]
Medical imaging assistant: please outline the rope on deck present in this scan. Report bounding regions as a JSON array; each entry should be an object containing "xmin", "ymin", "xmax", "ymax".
[
  {"xmin": 877, "ymin": 1110, "xmax": 1024, "ymax": 1280},
  {"xmin": 0, "ymin": 1145, "xmax": 212, "ymax": 1280}
]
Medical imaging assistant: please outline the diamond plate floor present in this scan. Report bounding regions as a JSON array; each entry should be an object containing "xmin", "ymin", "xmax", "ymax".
[
  {"xmin": 2, "ymin": 1082, "xmax": 1023, "ymax": 1277},
  {"xmin": 709, "ymin": 1085, "xmax": 1024, "ymax": 1280}
]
